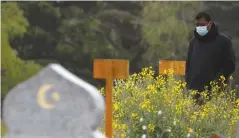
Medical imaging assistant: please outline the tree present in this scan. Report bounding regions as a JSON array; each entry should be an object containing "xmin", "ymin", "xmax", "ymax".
[
  {"xmin": 1, "ymin": 2, "xmax": 41, "ymax": 96},
  {"xmin": 9, "ymin": 1, "xmax": 144, "ymax": 87},
  {"xmin": 141, "ymin": 1, "xmax": 200, "ymax": 67},
  {"xmin": 10, "ymin": 2, "xmax": 61, "ymax": 61}
]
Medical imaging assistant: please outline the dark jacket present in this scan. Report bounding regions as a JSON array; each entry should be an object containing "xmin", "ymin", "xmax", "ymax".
[{"xmin": 185, "ymin": 22, "xmax": 235, "ymax": 92}]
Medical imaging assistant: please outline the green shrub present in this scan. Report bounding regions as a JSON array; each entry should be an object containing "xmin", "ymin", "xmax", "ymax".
[
  {"xmin": 1, "ymin": 122, "xmax": 7, "ymax": 136},
  {"xmin": 1, "ymin": 32, "xmax": 42, "ymax": 96},
  {"xmin": 1, "ymin": 2, "xmax": 42, "ymax": 96},
  {"xmin": 100, "ymin": 67, "xmax": 239, "ymax": 138}
]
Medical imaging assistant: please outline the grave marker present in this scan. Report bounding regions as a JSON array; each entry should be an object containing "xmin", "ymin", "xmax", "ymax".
[
  {"xmin": 93, "ymin": 59, "xmax": 129, "ymax": 138},
  {"xmin": 159, "ymin": 60, "xmax": 186, "ymax": 75},
  {"xmin": 210, "ymin": 133, "xmax": 223, "ymax": 138},
  {"xmin": 2, "ymin": 64, "xmax": 106, "ymax": 138}
]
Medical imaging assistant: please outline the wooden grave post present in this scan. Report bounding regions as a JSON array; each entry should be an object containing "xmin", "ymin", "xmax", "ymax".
[
  {"xmin": 93, "ymin": 59, "xmax": 129, "ymax": 138},
  {"xmin": 210, "ymin": 133, "xmax": 227, "ymax": 138},
  {"xmin": 159, "ymin": 60, "xmax": 186, "ymax": 75},
  {"xmin": 210, "ymin": 134, "xmax": 221, "ymax": 138}
]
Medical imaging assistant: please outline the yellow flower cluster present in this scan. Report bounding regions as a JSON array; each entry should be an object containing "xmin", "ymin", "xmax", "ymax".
[{"xmin": 99, "ymin": 67, "xmax": 239, "ymax": 138}]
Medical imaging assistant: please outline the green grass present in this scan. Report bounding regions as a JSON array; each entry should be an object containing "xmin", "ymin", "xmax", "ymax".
[{"xmin": 1, "ymin": 122, "xmax": 7, "ymax": 136}]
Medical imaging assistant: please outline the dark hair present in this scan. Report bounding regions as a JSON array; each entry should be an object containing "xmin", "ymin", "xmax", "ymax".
[{"xmin": 195, "ymin": 12, "xmax": 211, "ymax": 21}]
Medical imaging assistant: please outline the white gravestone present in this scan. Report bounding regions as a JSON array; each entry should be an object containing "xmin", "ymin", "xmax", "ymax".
[{"xmin": 2, "ymin": 64, "xmax": 106, "ymax": 138}]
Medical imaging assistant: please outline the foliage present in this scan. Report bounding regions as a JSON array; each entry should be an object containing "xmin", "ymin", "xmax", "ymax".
[
  {"xmin": 2, "ymin": 1, "xmax": 239, "ymax": 93},
  {"xmin": 141, "ymin": 2, "xmax": 200, "ymax": 63},
  {"xmin": 1, "ymin": 123, "xmax": 7, "ymax": 136},
  {"xmin": 1, "ymin": 2, "xmax": 42, "ymax": 96},
  {"xmin": 100, "ymin": 67, "xmax": 239, "ymax": 137},
  {"xmin": 9, "ymin": 1, "xmax": 142, "ymax": 87},
  {"xmin": 11, "ymin": 2, "xmax": 61, "ymax": 59},
  {"xmin": 1, "ymin": 2, "xmax": 239, "ymax": 137},
  {"xmin": 1, "ymin": 2, "xmax": 29, "ymax": 38}
]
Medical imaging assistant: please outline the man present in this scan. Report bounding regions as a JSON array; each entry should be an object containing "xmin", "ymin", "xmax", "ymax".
[{"xmin": 185, "ymin": 12, "xmax": 235, "ymax": 104}]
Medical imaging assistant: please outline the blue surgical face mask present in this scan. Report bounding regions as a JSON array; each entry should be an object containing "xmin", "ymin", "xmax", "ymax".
[{"xmin": 196, "ymin": 26, "xmax": 208, "ymax": 36}]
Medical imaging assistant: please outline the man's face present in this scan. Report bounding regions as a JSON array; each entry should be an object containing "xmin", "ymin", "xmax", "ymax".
[{"xmin": 195, "ymin": 18, "xmax": 212, "ymax": 30}]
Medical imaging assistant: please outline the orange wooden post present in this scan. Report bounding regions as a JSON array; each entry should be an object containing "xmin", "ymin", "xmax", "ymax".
[
  {"xmin": 210, "ymin": 134, "xmax": 221, "ymax": 138},
  {"xmin": 93, "ymin": 59, "xmax": 129, "ymax": 138},
  {"xmin": 159, "ymin": 60, "xmax": 186, "ymax": 75},
  {"xmin": 210, "ymin": 133, "xmax": 225, "ymax": 138},
  {"xmin": 174, "ymin": 61, "xmax": 186, "ymax": 75},
  {"xmin": 159, "ymin": 60, "xmax": 175, "ymax": 75}
]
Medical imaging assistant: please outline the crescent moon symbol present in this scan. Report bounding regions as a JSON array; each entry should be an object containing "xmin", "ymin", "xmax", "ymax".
[{"xmin": 37, "ymin": 84, "xmax": 60, "ymax": 110}]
